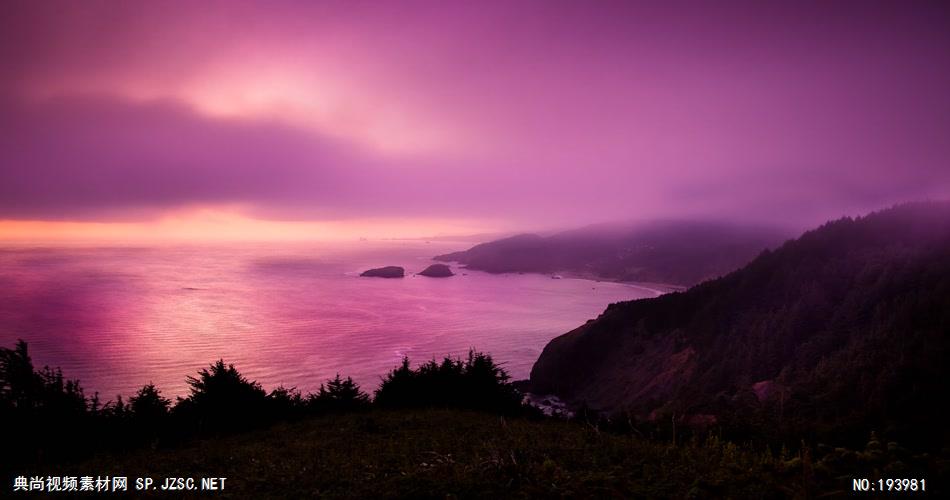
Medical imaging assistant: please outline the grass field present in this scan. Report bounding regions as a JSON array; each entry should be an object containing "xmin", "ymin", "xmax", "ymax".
[{"xmin": 33, "ymin": 409, "xmax": 827, "ymax": 498}]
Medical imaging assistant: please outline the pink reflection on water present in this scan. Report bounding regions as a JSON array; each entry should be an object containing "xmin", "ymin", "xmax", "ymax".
[{"xmin": 0, "ymin": 242, "xmax": 656, "ymax": 400}]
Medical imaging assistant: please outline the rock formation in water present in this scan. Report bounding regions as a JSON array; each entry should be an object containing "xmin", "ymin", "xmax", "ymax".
[
  {"xmin": 418, "ymin": 264, "xmax": 454, "ymax": 277},
  {"xmin": 360, "ymin": 266, "xmax": 405, "ymax": 278}
]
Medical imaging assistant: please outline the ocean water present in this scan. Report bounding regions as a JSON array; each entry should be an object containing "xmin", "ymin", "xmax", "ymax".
[{"xmin": 0, "ymin": 241, "xmax": 658, "ymax": 399}]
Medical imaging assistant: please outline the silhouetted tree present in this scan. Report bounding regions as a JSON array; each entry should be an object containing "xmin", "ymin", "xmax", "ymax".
[
  {"xmin": 268, "ymin": 385, "xmax": 305, "ymax": 416},
  {"xmin": 0, "ymin": 340, "xmax": 87, "ymax": 417},
  {"xmin": 374, "ymin": 350, "xmax": 524, "ymax": 414},
  {"xmin": 0, "ymin": 340, "xmax": 38, "ymax": 411},
  {"xmin": 176, "ymin": 359, "xmax": 267, "ymax": 431},
  {"xmin": 0, "ymin": 340, "xmax": 92, "ymax": 466},
  {"xmin": 309, "ymin": 374, "xmax": 370, "ymax": 412},
  {"xmin": 373, "ymin": 357, "xmax": 416, "ymax": 406},
  {"xmin": 130, "ymin": 383, "xmax": 171, "ymax": 421}
]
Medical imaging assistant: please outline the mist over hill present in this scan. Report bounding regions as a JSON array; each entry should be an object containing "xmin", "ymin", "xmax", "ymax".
[
  {"xmin": 529, "ymin": 202, "xmax": 950, "ymax": 448},
  {"xmin": 434, "ymin": 220, "xmax": 790, "ymax": 287}
]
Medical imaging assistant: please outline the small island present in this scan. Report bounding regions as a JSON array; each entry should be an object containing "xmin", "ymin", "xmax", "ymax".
[
  {"xmin": 418, "ymin": 264, "xmax": 454, "ymax": 277},
  {"xmin": 360, "ymin": 266, "xmax": 405, "ymax": 278}
]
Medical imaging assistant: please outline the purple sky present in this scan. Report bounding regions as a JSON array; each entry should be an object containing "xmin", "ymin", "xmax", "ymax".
[{"xmin": 2, "ymin": 0, "xmax": 949, "ymax": 237}]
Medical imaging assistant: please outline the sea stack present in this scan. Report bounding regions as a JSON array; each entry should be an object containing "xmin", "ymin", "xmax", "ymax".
[
  {"xmin": 418, "ymin": 264, "xmax": 454, "ymax": 277},
  {"xmin": 360, "ymin": 266, "xmax": 405, "ymax": 278}
]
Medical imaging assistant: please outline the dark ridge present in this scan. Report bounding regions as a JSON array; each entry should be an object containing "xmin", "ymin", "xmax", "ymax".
[{"xmin": 530, "ymin": 201, "xmax": 950, "ymax": 449}]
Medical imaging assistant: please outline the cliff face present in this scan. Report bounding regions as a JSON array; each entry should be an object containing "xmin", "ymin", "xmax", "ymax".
[
  {"xmin": 529, "ymin": 202, "xmax": 950, "ymax": 445},
  {"xmin": 435, "ymin": 221, "xmax": 788, "ymax": 286}
]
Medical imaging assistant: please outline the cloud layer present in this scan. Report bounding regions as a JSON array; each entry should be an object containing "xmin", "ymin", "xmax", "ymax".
[{"xmin": 2, "ymin": 1, "xmax": 949, "ymax": 232}]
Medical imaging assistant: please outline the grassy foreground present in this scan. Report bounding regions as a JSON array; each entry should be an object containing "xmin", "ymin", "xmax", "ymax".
[{"xmin": 47, "ymin": 409, "xmax": 823, "ymax": 499}]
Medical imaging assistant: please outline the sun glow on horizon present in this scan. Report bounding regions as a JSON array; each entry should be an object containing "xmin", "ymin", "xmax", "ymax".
[{"xmin": 0, "ymin": 209, "xmax": 500, "ymax": 244}]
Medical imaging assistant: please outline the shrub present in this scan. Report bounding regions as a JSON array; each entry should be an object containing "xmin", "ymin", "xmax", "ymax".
[
  {"xmin": 175, "ymin": 359, "xmax": 268, "ymax": 431},
  {"xmin": 129, "ymin": 382, "xmax": 171, "ymax": 422},
  {"xmin": 374, "ymin": 350, "xmax": 524, "ymax": 414},
  {"xmin": 309, "ymin": 374, "xmax": 370, "ymax": 412},
  {"xmin": 268, "ymin": 385, "xmax": 305, "ymax": 416}
]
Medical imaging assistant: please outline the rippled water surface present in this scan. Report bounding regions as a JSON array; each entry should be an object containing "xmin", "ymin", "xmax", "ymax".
[{"xmin": 0, "ymin": 241, "xmax": 658, "ymax": 398}]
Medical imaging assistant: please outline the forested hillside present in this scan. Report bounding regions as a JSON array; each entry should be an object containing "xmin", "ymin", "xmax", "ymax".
[
  {"xmin": 530, "ymin": 202, "xmax": 950, "ymax": 448},
  {"xmin": 435, "ymin": 220, "xmax": 788, "ymax": 286}
]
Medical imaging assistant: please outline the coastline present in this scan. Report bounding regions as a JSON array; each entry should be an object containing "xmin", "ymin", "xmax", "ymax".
[
  {"xmin": 557, "ymin": 270, "xmax": 686, "ymax": 296},
  {"xmin": 437, "ymin": 261, "xmax": 687, "ymax": 297}
]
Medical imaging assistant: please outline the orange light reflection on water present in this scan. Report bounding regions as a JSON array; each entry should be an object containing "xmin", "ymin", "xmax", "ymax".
[{"xmin": 0, "ymin": 208, "xmax": 499, "ymax": 243}]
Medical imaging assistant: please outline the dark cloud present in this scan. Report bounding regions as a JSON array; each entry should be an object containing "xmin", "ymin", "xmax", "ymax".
[{"xmin": 0, "ymin": 95, "xmax": 371, "ymax": 219}]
